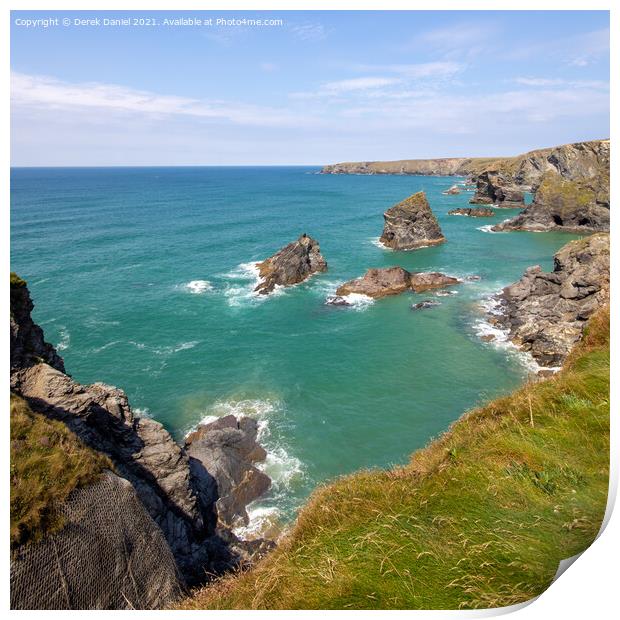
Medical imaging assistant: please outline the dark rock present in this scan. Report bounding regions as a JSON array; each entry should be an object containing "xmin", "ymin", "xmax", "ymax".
[
  {"xmin": 448, "ymin": 207, "xmax": 495, "ymax": 217},
  {"xmin": 325, "ymin": 295, "xmax": 351, "ymax": 306},
  {"xmin": 412, "ymin": 300, "xmax": 441, "ymax": 310},
  {"xmin": 492, "ymin": 171, "xmax": 610, "ymax": 233},
  {"xmin": 185, "ymin": 417, "xmax": 271, "ymax": 528},
  {"xmin": 490, "ymin": 233, "xmax": 609, "ymax": 366},
  {"xmin": 255, "ymin": 234, "xmax": 327, "ymax": 295},
  {"xmin": 379, "ymin": 192, "xmax": 445, "ymax": 250},
  {"xmin": 469, "ymin": 171, "xmax": 524, "ymax": 207}
]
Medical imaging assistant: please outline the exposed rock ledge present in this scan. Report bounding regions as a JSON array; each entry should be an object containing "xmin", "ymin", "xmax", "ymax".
[
  {"xmin": 10, "ymin": 277, "xmax": 274, "ymax": 604},
  {"xmin": 491, "ymin": 171, "xmax": 610, "ymax": 234},
  {"xmin": 329, "ymin": 267, "xmax": 459, "ymax": 302},
  {"xmin": 448, "ymin": 207, "xmax": 495, "ymax": 218},
  {"xmin": 255, "ymin": 234, "xmax": 327, "ymax": 294},
  {"xmin": 489, "ymin": 233, "xmax": 609, "ymax": 367},
  {"xmin": 379, "ymin": 192, "xmax": 445, "ymax": 251}
]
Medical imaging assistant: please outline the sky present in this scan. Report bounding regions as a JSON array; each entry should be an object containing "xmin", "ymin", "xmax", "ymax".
[{"xmin": 10, "ymin": 10, "xmax": 610, "ymax": 166}]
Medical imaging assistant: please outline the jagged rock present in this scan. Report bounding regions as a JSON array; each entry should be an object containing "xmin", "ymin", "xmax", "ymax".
[
  {"xmin": 10, "ymin": 276, "xmax": 65, "ymax": 374},
  {"xmin": 379, "ymin": 192, "xmax": 445, "ymax": 250},
  {"xmin": 336, "ymin": 267, "xmax": 459, "ymax": 299},
  {"xmin": 325, "ymin": 295, "xmax": 351, "ymax": 306},
  {"xmin": 492, "ymin": 171, "xmax": 610, "ymax": 233},
  {"xmin": 448, "ymin": 207, "xmax": 495, "ymax": 217},
  {"xmin": 491, "ymin": 233, "xmax": 609, "ymax": 366},
  {"xmin": 185, "ymin": 415, "xmax": 271, "ymax": 528},
  {"xmin": 443, "ymin": 185, "xmax": 461, "ymax": 195},
  {"xmin": 409, "ymin": 272, "xmax": 460, "ymax": 293},
  {"xmin": 412, "ymin": 300, "xmax": 441, "ymax": 310},
  {"xmin": 255, "ymin": 234, "xmax": 327, "ymax": 294},
  {"xmin": 9, "ymin": 277, "xmax": 273, "ymax": 589},
  {"xmin": 469, "ymin": 171, "xmax": 525, "ymax": 207}
]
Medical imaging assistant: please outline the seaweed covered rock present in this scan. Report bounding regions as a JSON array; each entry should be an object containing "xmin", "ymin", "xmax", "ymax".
[{"xmin": 379, "ymin": 192, "xmax": 445, "ymax": 250}]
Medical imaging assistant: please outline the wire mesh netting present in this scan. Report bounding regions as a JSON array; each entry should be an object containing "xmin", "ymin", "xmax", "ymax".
[{"xmin": 10, "ymin": 470, "xmax": 183, "ymax": 610}]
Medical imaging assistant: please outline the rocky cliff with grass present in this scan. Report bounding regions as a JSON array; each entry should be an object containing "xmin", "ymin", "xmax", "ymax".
[
  {"xmin": 10, "ymin": 275, "xmax": 273, "ymax": 609},
  {"xmin": 322, "ymin": 139, "xmax": 610, "ymax": 233},
  {"xmin": 490, "ymin": 233, "xmax": 610, "ymax": 367}
]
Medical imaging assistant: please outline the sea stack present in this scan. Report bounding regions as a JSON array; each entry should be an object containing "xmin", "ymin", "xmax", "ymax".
[
  {"xmin": 379, "ymin": 192, "xmax": 445, "ymax": 250},
  {"xmin": 333, "ymin": 267, "xmax": 459, "ymax": 300},
  {"xmin": 254, "ymin": 234, "xmax": 327, "ymax": 295}
]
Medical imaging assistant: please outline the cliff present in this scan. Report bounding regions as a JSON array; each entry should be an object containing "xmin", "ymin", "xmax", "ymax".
[
  {"xmin": 320, "ymin": 140, "xmax": 608, "ymax": 189},
  {"xmin": 322, "ymin": 139, "xmax": 609, "ymax": 234},
  {"xmin": 491, "ymin": 233, "xmax": 610, "ymax": 366},
  {"xmin": 10, "ymin": 276, "xmax": 272, "ymax": 609}
]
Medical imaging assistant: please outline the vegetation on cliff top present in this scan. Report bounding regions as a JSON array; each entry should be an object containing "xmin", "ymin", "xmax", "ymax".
[
  {"xmin": 181, "ymin": 307, "xmax": 610, "ymax": 610},
  {"xmin": 10, "ymin": 394, "xmax": 112, "ymax": 547}
]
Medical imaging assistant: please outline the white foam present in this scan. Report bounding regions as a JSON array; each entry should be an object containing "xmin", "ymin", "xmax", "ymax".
[
  {"xmin": 369, "ymin": 237, "xmax": 391, "ymax": 250},
  {"xmin": 133, "ymin": 407, "xmax": 152, "ymax": 418},
  {"xmin": 185, "ymin": 280, "xmax": 213, "ymax": 294},
  {"xmin": 472, "ymin": 295, "xmax": 542, "ymax": 374},
  {"xmin": 342, "ymin": 293, "xmax": 375, "ymax": 310},
  {"xmin": 56, "ymin": 327, "xmax": 70, "ymax": 351}
]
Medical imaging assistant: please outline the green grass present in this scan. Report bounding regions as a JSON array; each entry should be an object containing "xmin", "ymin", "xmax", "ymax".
[
  {"xmin": 180, "ymin": 307, "xmax": 609, "ymax": 610},
  {"xmin": 10, "ymin": 394, "xmax": 111, "ymax": 547}
]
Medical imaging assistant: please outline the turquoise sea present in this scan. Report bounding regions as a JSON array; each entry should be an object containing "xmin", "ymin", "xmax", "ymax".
[{"xmin": 10, "ymin": 167, "xmax": 579, "ymax": 535}]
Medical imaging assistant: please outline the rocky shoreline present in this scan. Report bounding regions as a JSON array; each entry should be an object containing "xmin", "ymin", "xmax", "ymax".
[
  {"xmin": 10, "ymin": 277, "xmax": 275, "ymax": 605},
  {"xmin": 483, "ymin": 233, "xmax": 610, "ymax": 368}
]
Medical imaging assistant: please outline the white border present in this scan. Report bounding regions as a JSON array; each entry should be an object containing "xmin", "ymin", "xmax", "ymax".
[{"xmin": 2, "ymin": 1, "xmax": 616, "ymax": 618}]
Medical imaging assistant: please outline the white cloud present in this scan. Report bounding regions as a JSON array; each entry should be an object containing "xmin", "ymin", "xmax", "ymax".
[
  {"xmin": 354, "ymin": 61, "xmax": 464, "ymax": 79},
  {"xmin": 10, "ymin": 71, "xmax": 314, "ymax": 128},
  {"xmin": 513, "ymin": 77, "xmax": 609, "ymax": 89},
  {"xmin": 290, "ymin": 23, "xmax": 326, "ymax": 42},
  {"xmin": 322, "ymin": 76, "xmax": 402, "ymax": 93}
]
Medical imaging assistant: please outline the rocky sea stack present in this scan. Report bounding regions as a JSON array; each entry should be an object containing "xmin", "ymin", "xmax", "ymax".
[
  {"xmin": 379, "ymin": 192, "xmax": 445, "ymax": 250},
  {"xmin": 469, "ymin": 171, "xmax": 525, "ymax": 207},
  {"xmin": 255, "ymin": 234, "xmax": 327, "ymax": 295},
  {"xmin": 333, "ymin": 267, "xmax": 459, "ymax": 301},
  {"xmin": 448, "ymin": 207, "xmax": 495, "ymax": 217},
  {"xmin": 491, "ymin": 233, "xmax": 610, "ymax": 367}
]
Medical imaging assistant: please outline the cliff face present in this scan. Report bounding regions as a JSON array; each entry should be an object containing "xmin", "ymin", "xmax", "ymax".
[
  {"xmin": 492, "ymin": 233, "xmax": 610, "ymax": 367},
  {"xmin": 11, "ymin": 470, "xmax": 182, "ymax": 610},
  {"xmin": 10, "ymin": 278, "xmax": 273, "ymax": 607},
  {"xmin": 321, "ymin": 140, "xmax": 610, "ymax": 234}
]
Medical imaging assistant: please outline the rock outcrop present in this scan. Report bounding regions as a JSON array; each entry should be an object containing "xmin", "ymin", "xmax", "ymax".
[
  {"xmin": 443, "ymin": 185, "xmax": 461, "ymax": 195},
  {"xmin": 448, "ymin": 207, "xmax": 495, "ymax": 217},
  {"xmin": 333, "ymin": 267, "xmax": 459, "ymax": 300},
  {"xmin": 255, "ymin": 234, "xmax": 327, "ymax": 295},
  {"xmin": 10, "ymin": 277, "xmax": 273, "ymax": 600},
  {"xmin": 469, "ymin": 172, "xmax": 525, "ymax": 207},
  {"xmin": 185, "ymin": 415, "xmax": 271, "ymax": 528},
  {"xmin": 492, "ymin": 171, "xmax": 610, "ymax": 234},
  {"xmin": 491, "ymin": 233, "xmax": 609, "ymax": 366},
  {"xmin": 379, "ymin": 192, "xmax": 445, "ymax": 250}
]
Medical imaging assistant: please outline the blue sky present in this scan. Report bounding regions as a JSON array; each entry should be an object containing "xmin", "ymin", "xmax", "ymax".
[{"xmin": 11, "ymin": 10, "xmax": 609, "ymax": 165}]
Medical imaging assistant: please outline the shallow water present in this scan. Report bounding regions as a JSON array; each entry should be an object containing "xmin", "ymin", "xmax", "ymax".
[{"xmin": 11, "ymin": 166, "xmax": 580, "ymax": 532}]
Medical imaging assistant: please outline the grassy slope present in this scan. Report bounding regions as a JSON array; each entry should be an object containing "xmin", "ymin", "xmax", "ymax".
[
  {"xmin": 181, "ymin": 307, "xmax": 609, "ymax": 610},
  {"xmin": 10, "ymin": 394, "xmax": 111, "ymax": 547}
]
